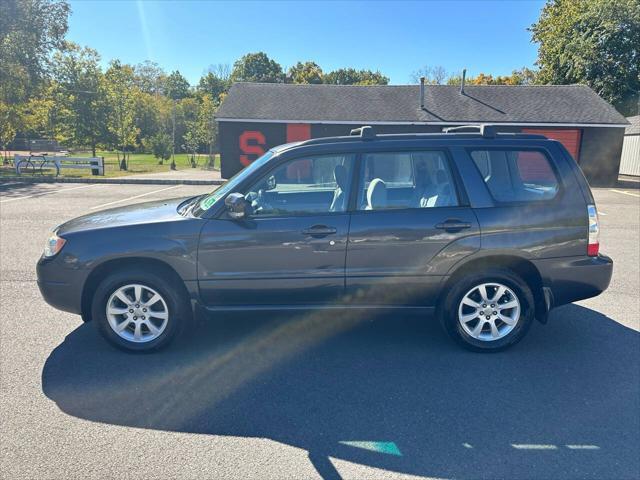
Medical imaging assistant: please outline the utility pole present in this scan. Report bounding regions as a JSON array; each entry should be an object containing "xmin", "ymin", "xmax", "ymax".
[
  {"xmin": 171, "ymin": 99, "xmax": 176, "ymax": 170},
  {"xmin": 208, "ymin": 114, "xmax": 214, "ymax": 169}
]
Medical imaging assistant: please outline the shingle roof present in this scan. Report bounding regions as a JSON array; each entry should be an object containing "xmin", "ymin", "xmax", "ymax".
[
  {"xmin": 217, "ymin": 82, "xmax": 628, "ymax": 126},
  {"xmin": 625, "ymin": 115, "xmax": 640, "ymax": 135}
]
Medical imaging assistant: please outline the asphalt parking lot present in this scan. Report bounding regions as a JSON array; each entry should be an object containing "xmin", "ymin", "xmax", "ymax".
[{"xmin": 0, "ymin": 182, "xmax": 638, "ymax": 480}]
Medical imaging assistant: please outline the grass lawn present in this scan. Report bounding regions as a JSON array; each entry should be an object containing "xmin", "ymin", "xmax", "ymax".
[{"xmin": 0, "ymin": 151, "xmax": 220, "ymax": 178}]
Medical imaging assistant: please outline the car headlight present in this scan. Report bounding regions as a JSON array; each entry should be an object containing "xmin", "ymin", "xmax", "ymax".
[{"xmin": 43, "ymin": 232, "xmax": 66, "ymax": 258}]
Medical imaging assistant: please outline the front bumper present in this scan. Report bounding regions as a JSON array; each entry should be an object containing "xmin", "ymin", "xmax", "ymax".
[
  {"xmin": 37, "ymin": 255, "xmax": 88, "ymax": 315},
  {"xmin": 533, "ymin": 254, "xmax": 613, "ymax": 308}
]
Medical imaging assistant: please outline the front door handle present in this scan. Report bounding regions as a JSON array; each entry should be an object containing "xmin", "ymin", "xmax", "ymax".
[
  {"xmin": 302, "ymin": 225, "xmax": 337, "ymax": 237},
  {"xmin": 435, "ymin": 219, "xmax": 472, "ymax": 231}
]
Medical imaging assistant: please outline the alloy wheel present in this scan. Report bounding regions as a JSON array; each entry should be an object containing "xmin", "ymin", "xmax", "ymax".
[
  {"xmin": 106, "ymin": 284, "xmax": 169, "ymax": 343},
  {"xmin": 457, "ymin": 282, "xmax": 520, "ymax": 341}
]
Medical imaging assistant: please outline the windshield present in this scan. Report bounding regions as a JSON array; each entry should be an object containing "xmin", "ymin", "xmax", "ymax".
[{"xmin": 192, "ymin": 151, "xmax": 274, "ymax": 216}]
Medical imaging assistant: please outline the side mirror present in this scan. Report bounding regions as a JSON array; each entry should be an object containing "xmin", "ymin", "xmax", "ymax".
[{"xmin": 225, "ymin": 192, "xmax": 249, "ymax": 219}]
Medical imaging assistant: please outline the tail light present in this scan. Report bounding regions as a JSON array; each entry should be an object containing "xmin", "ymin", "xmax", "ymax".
[{"xmin": 587, "ymin": 204, "xmax": 599, "ymax": 257}]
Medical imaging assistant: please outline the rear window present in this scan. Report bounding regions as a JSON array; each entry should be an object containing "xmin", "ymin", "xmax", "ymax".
[{"xmin": 470, "ymin": 149, "xmax": 559, "ymax": 202}]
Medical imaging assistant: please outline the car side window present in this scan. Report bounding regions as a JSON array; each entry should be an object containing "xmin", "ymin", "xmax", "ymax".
[
  {"xmin": 245, "ymin": 154, "xmax": 355, "ymax": 216},
  {"xmin": 470, "ymin": 149, "xmax": 559, "ymax": 202},
  {"xmin": 357, "ymin": 151, "xmax": 459, "ymax": 210}
]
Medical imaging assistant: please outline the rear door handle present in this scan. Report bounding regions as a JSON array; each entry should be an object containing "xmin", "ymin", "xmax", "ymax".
[
  {"xmin": 435, "ymin": 219, "xmax": 472, "ymax": 231},
  {"xmin": 302, "ymin": 225, "xmax": 337, "ymax": 237}
]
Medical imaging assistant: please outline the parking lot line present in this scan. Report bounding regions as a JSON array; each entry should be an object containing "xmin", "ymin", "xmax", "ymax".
[
  {"xmin": 89, "ymin": 185, "xmax": 182, "ymax": 210},
  {"xmin": 511, "ymin": 444, "xmax": 558, "ymax": 450},
  {"xmin": 0, "ymin": 183, "xmax": 102, "ymax": 204},
  {"xmin": 611, "ymin": 189, "xmax": 640, "ymax": 198}
]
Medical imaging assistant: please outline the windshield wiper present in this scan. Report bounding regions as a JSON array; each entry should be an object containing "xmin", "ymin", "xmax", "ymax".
[{"xmin": 178, "ymin": 194, "xmax": 205, "ymax": 216}]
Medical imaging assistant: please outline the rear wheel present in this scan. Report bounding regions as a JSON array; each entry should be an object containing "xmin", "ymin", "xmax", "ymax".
[
  {"xmin": 91, "ymin": 268, "xmax": 190, "ymax": 352},
  {"xmin": 440, "ymin": 269, "xmax": 534, "ymax": 352}
]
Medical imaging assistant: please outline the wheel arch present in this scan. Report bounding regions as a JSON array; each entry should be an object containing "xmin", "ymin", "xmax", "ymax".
[
  {"xmin": 80, "ymin": 257, "xmax": 190, "ymax": 323},
  {"xmin": 438, "ymin": 254, "xmax": 547, "ymax": 323}
]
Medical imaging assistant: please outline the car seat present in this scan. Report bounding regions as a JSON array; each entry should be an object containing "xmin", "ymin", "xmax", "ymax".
[
  {"xmin": 329, "ymin": 164, "xmax": 348, "ymax": 212},
  {"xmin": 365, "ymin": 178, "xmax": 387, "ymax": 210}
]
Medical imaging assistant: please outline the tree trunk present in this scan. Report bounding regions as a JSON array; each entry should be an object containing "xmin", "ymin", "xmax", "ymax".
[
  {"xmin": 209, "ymin": 135, "xmax": 214, "ymax": 169},
  {"xmin": 119, "ymin": 149, "xmax": 127, "ymax": 171}
]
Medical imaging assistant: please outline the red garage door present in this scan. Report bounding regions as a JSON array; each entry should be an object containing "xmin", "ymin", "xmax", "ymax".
[{"xmin": 522, "ymin": 128, "xmax": 582, "ymax": 162}]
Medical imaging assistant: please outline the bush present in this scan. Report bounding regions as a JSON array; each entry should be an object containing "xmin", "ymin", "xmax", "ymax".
[{"xmin": 147, "ymin": 133, "xmax": 172, "ymax": 164}]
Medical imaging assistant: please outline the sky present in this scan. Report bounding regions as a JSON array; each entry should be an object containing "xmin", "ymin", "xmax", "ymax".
[{"xmin": 67, "ymin": 0, "xmax": 546, "ymax": 85}]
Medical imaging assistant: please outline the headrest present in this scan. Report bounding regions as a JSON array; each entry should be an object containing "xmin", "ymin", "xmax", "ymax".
[{"xmin": 334, "ymin": 164, "xmax": 348, "ymax": 189}]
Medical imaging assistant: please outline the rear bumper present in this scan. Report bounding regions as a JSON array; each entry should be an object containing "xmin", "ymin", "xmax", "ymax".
[{"xmin": 533, "ymin": 254, "xmax": 613, "ymax": 308}]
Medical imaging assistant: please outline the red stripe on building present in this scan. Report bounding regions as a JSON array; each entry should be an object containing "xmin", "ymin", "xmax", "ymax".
[
  {"xmin": 522, "ymin": 128, "xmax": 582, "ymax": 161},
  {"xmin": 286, "ymin": 123, "xmax": 311, "ymax": 142}
]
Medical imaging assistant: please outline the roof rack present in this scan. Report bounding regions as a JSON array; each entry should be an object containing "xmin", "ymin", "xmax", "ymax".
[
  {"xmin": 443, "ymin": 124, "xmax": 496, "ymax": 138},
  {"xmin": 291, "ymin": 124, "xmax": 546, "ymax": 150},
  {"xmin": 350, "ymin": 125, "xmax": 376, "ymax": 140}
]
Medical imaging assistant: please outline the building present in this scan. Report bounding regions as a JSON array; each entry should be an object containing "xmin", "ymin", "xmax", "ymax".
[
  {"xmin": 216, "ymin": 82, "xmax": 629, "ymax": 185},
  {"xmin": 619, "ymin": 115, "xmax": 640, "ymax": 177}
]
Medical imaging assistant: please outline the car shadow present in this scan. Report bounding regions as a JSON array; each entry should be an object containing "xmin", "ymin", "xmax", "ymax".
[{"xmin": 42, "ymin": 305, "xmax": 639, "ymax": 479}]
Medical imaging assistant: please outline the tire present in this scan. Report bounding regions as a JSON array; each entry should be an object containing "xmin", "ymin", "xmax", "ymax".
[
  {"xmin": 18, "ymin": 160, "xmax": 35, "ymax": 175},
  {"xmin": 439, "ymin": 268, "xmax": 534, "ymax": 352},
  {"xmin": 91, "ymin": 267, "xmax": 190, "ymax": 352}
]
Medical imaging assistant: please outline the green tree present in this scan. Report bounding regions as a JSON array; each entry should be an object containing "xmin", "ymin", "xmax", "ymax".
[
  {"xmin": 182, "ymin": 127, "xmax": 201, "ymax": 167},
  {"xmin": 510, "ymin": 67, "xmax": 538, "ymax": 85},
  {"xmin": 323, "ymin": 68, "xmax": 360, "ymax": 85},
  {"xmin": 164, "ymin": 70, "xmax": 191, "ymax": 100},
  {"xmin": 197, "ymin": 72, "xmax": 229, "ymax": 102},
  {"xmin": 135, "ymin": 92, "xmax": 172, "ymax": 151},
  {"xmin": 357, "ymin": 70, "xmax": 390, "ymax": 85},
  {"xmin": 0, "ymin": 102, "xmax": 19, "ymax": 161},
  {"xmin": 133, "ymin": 61, "xmax": 166, "ymax": 95},
  {"xmin": 52, "ymin": 43, "xmax": 106, "ymax": 156},
  {"xmin": 530, "ymin": 0, "xmax": 640, "ymax": 115},
  {"xmin": 147, "ymin": 132, "xmax": 172, "ymax": 164},
  {"xmin": 175, "ymin": 97, "xmax": 199, "ymax": 153},
  {"xmin": 18, "ymin": 83, "xmax": 73, "ymax": 145},
  {"xmin": 0, "ymin": 0, "xmax": 70, "ymax": 104},
  {"xmin": 323, "ymin": 68, "xmax": 389, "ymax": 85},
  {"xmin": 445, "ymin": 68, "xmax": 539, "ymax": 86},
  {"xmin": 104, "ymin": 60, "xmax": 139, "ymax": 168},
  {"xmin": 231, "ymin": 52, "xmax": 284, "ymax": 83},
  {"xmin": 288, "ymin": 61, "xmax": 324, "ymax": 84},
  {"xmin": 197, "ymin": 93, "xmax": 218, "ymax": 167}
]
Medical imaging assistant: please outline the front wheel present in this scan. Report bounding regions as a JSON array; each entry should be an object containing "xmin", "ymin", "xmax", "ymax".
[
  {"xmin": 91, "ymin": 269, "xmax": 190, "ymax": 352},
  {"xmin": 440, "ymin": 269, "xmax": 534, "ymax": 352}
]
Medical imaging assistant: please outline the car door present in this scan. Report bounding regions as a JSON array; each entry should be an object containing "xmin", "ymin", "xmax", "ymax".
[
  {"xmin": 198, "ymin": 153, "xmax": 356, "ymax": 306},
  {"xmin": 345, "ymin": 149, "xmax": 480, "ymax": 307}
]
